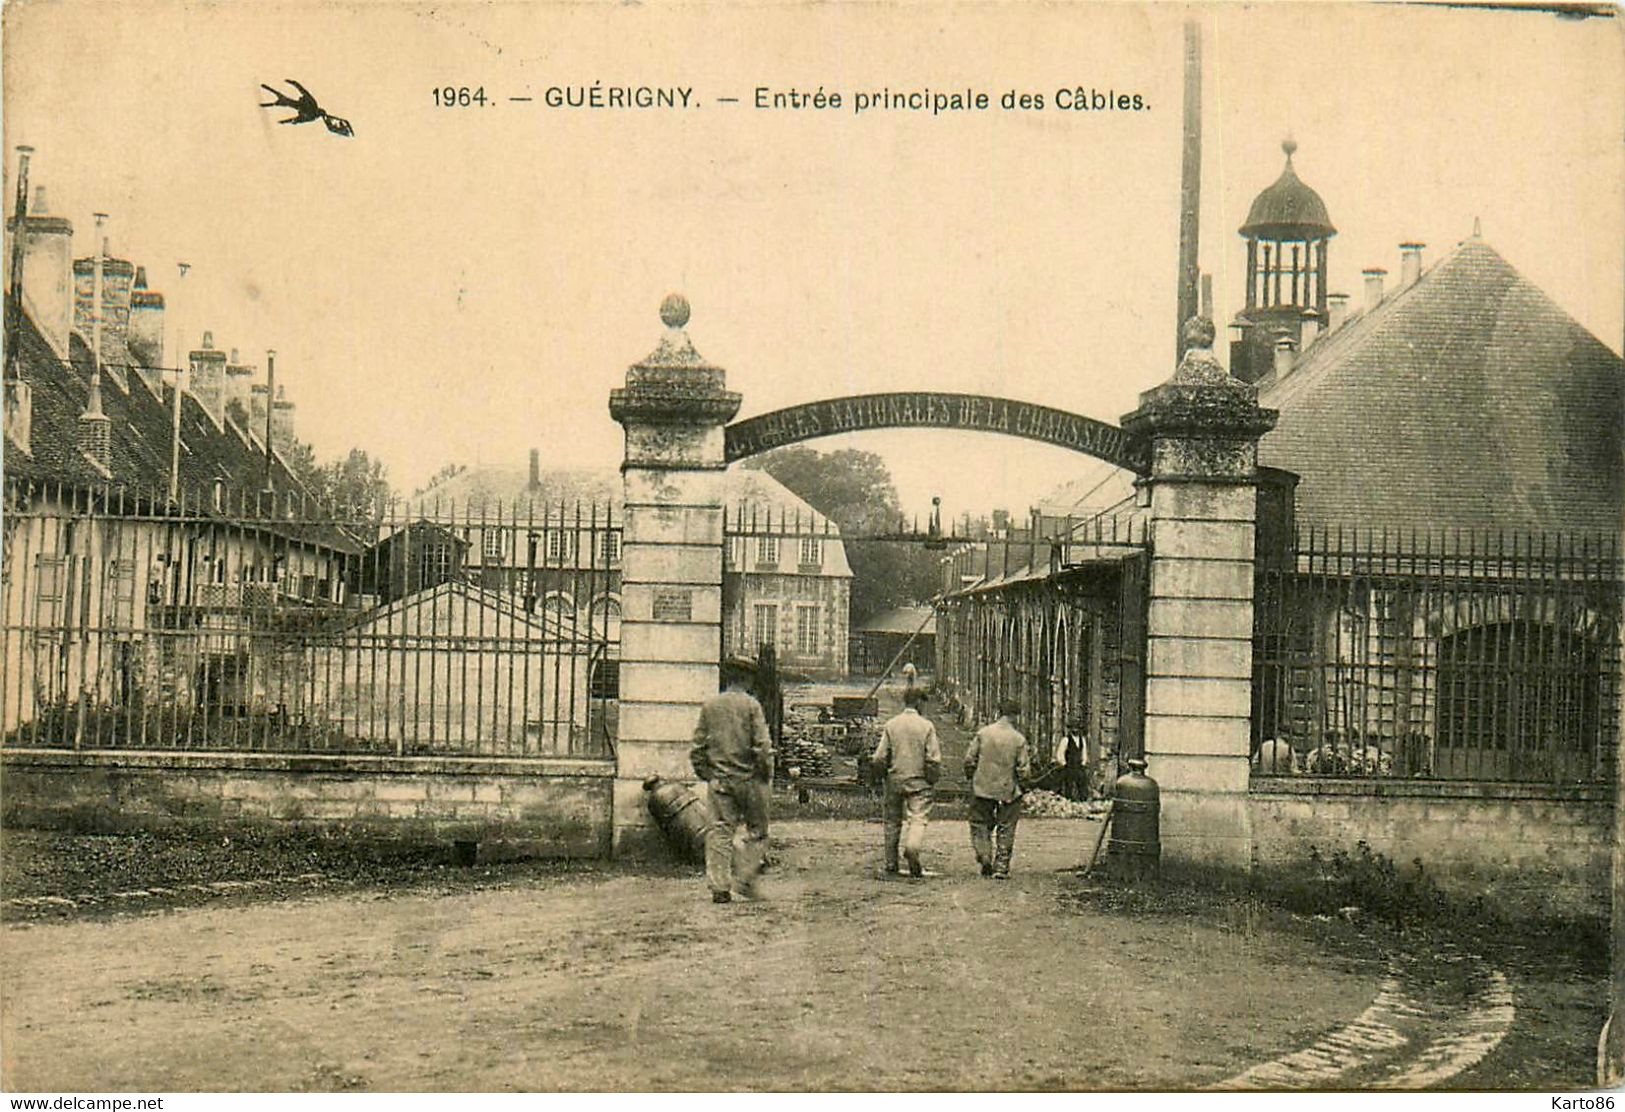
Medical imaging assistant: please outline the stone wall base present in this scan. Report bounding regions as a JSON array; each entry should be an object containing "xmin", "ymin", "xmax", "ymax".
[
  {"xmin": 1159, "ymin": 789, "xmax": 1251, "ymax": 869},
  {"xmin": 0, "ymin": 749, "xmax": 615, "ymax": 859},
  {"xmin": 1249, "ymin": 777, "xmax": 1612, "ymax": 920}
]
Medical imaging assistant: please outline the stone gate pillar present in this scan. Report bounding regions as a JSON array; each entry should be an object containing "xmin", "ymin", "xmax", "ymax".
[
  {"xmin": 608, "ymin": 295, "xmax": 740, "ymax": 857},
  {"xmin": 1121, "ymin": 318, "xmax": 1276, "ymax": 870}
]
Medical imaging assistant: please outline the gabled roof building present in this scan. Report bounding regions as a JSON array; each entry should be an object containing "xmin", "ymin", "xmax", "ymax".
[{"xmin": 3, "ymin": 161, "xmax": 315, "ymax": 509}]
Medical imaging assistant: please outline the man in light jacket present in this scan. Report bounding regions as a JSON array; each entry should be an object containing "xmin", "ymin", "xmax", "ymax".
[
  {"xmin": 871, "ymin": 686, "xmax": 942, "ymax": 877},
  {"xmin": 964, "ymin": 698, "xmax": 1032, "ymax": 879},
  {"xmin": 690, "ymin": 670, "xmax": 774, "ymax": 904}
]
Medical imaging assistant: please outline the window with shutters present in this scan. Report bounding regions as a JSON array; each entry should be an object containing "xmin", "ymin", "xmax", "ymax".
[
  {"xmin": 756, "ymin": 536, "xmax": 779, "ymax": 567},
  {"xmin": 798, "ymin": 537, "xmax": 821, "ymax": 569}
]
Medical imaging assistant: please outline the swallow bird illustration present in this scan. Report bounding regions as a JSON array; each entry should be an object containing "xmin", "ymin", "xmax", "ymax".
[{"xmin": 259, "ymin": 79, "xmax": 354, "ymax": 137}]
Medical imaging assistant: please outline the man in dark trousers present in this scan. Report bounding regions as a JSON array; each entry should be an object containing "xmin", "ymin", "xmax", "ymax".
[
  {"xmin": 1057, "ymin": 715, "xmax": 1089, "ymax": 802},
  {"xmin": 871, "ymin": 686, "xmax": 942, "ymax": 877},
  {"xmin": 690, "ymin": 667, "xmax": 774, "ymax": 904},
  {"xmin": 965, "ymin": 698, "xmax": 1032, "ymax": 878}
]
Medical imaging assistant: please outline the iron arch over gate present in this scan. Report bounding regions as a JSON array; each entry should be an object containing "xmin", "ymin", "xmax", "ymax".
[{"xmin": 723, "ymin": 392, "xmax": 1151, "ymax": 474}]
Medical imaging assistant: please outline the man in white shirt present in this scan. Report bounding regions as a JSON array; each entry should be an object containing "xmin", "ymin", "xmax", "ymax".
[{"xmin": 870, "ymin": 687, "xmax": 942, "ymax": 877}]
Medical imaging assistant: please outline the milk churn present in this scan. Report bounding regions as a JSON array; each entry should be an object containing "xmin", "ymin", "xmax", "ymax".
[
  {"xmin": 1107, "ymin": 758, "xmax": 1160, "ymax": 878},
  {"xmin": 643, "ymin": 775, "xmax": 714, "ymax": 864}
]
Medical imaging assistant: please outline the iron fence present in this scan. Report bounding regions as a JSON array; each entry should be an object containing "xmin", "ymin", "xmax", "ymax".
[
  {"xmin": 1252, "ymin": 526, "xmax": 1622, "ymax": 783},
  {"xmin": 2, "ymin": 482, "xmax": 620, "ymax": 758}
]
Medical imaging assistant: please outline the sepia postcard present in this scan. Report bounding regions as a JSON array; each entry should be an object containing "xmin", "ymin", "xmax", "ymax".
[{"xmin": 1, "ymin": 0, "xmax": 1621, "ymax": 1098}]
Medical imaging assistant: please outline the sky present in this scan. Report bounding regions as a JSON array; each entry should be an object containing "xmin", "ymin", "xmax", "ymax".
[{"xmin": 5, "ymin": 1, "xmax": 1621, "ymax": 522}]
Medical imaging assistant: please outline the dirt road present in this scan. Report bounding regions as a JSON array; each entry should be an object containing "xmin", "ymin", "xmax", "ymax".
[{"xmin": 2, "ymin": 818, "xmax": 1396, "ymax": 1092}]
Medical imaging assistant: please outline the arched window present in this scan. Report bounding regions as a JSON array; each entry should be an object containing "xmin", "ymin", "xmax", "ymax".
[
  {"xmin": 1437, "ymin": 619, "xmax": 1602, "ymax": 779},
  {"xmin": 541, "ymin": 592, "xmax": 576, "ymax": 625},
  {"xmin": 589, "ymin": 594, "xmax": 622, "ymax": 628}
]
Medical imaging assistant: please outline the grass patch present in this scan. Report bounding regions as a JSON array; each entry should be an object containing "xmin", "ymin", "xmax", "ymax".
[
  {"xmin": 0, "ymin": 825, "xmax": 605, "ymax": 910},
  {"xmin": 1062, "ymin": 845, "xmax": 1607, "ymax": 977}
]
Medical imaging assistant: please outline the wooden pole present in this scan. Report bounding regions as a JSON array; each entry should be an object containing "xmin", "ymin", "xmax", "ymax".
[
  {"xmin": 168, "ymin": 263, "xmax": 189, "ymax": 505},
  {"xmin": 263, "ymin": 349, "xmax": 276, "ymax": 492},
  {"xmin": 5, "ymin": 146, "xmax": 32, "ymax": 382},
  {"xmin": 1176, "ymin": 19, "xmax": 1202, "ymax": 356},
  {"xmin": 91, "ymin": 213, "xmax": 107, "ymax": 384}
]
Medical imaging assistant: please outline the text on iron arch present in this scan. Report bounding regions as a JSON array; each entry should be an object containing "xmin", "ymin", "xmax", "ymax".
[{"xmin": 723, "ymin": 392, "xmax": 1150, "ymax": 473}]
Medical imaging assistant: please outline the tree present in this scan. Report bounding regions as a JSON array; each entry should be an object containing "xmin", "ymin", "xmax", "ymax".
[
  {"xmin": 281, "ymin": 438, "xmax": 320, "ymax": 488},
  {"xmin": 744, "ymin": 446, "xmax": 941, "ymax": 621},
  {"xmin": 321, "ymin": 448, "xmax": 392, "ymax": 510},
  {"xmin": 284, "ymin": 441, "xmax": 392, "ymax": 512}
]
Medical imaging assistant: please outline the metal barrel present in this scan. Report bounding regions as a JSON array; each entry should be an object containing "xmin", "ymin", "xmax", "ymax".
[
  {"xmin": 1106, "ymin": 758, "xmax": 1160, "ymax": 879},
  {"xmin": 643, "ymin": 775, "xmax": 714, "ymax": 864}
]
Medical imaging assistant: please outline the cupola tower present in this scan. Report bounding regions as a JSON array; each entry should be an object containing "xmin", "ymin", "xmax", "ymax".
[{"xmin": 1230, "ymin": 139, "xmax": 1336, "ymax": 382}]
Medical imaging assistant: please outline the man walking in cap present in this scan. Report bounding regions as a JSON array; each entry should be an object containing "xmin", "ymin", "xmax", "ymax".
[
  {"xmin": 965, "ymin": 699, "xmax": 1032, "ymax": 879},
  {"xmin": 871, "ymin": 686, "xmax": 942, "ymax": 877},
  {"xmin": 690, "ymin": 668, "xmax": 774, "ymax": 904}
]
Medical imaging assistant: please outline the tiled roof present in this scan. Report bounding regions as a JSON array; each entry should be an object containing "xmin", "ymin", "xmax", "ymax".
[
  {"xmin": 409, "ymin": 467, "xmax": 621, "ymax": 517},
  {"xmin": 856, "ymin": 605, "xmax": 937, "ymax": 636},
  {"xmin": 4, "ymin": 300, "xmax": 362, "ymax": 554},
  {"xmin": 1257, "ymin": 238, "xmax": 1623, "ymax": 537},
  {"xmin": 1240, "ymin": 145, "xmax": 1336, "ymax": 239}
]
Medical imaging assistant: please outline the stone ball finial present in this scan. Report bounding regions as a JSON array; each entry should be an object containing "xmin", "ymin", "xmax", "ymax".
[
  {"xmin": 659, "ymin": 293, "xmax": 691, "ymax": 330},
  {"xmin": 1282, "ymin": 137, "xmax": 1298, "ymax": 159},
  {"xmin": 1182, "ymin": 315, "xmax": 1216, "ymax": 351}
]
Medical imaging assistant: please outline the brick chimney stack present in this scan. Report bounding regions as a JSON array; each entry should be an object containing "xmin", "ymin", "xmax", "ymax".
[
  {"xmin": 1362, "ymin": 268, "xmax": 1387, "ymax": 316},
  {"xmin": 127, "ymin": 266, "xmax": 167, "ymax": 395},
  {"xmin": 189, "ymin": 330, "xmax": 227, "ymax": 425},
  {"xmin": 1300, "ymin": 308, "xmax": 1322, "ymax": 348},
  {"xmin": 249, "ymin": 381, "xmax": 270, "ymax": 438},
  {"xmin": 1273, "ymin": 333, "xmax": 1297, "ymax": 378},
  {"xmin": 529, "ymin": 447, "xmax": 541, "ymax": 491},
  {"xmin": 271, "ymin": 383, "xmax": 295, "ymax": 445},
  {"xmin": 6, "ymin": 183, "xmax": 74, "ymax": 359},
  {"xmin": 225, "ymin": 347, "xmax": 255, "ymax": 425},
  {"xmin": 73, "ymin": 235, "xmax": 136, "ymax": 391},
  {"xmin": 1326, "ymin": 291, "xmax": 1350, "ymax": 332},
  {"xmin": 1400, "ymin": 242, "xmax": 1426, "ymax": 288}
]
